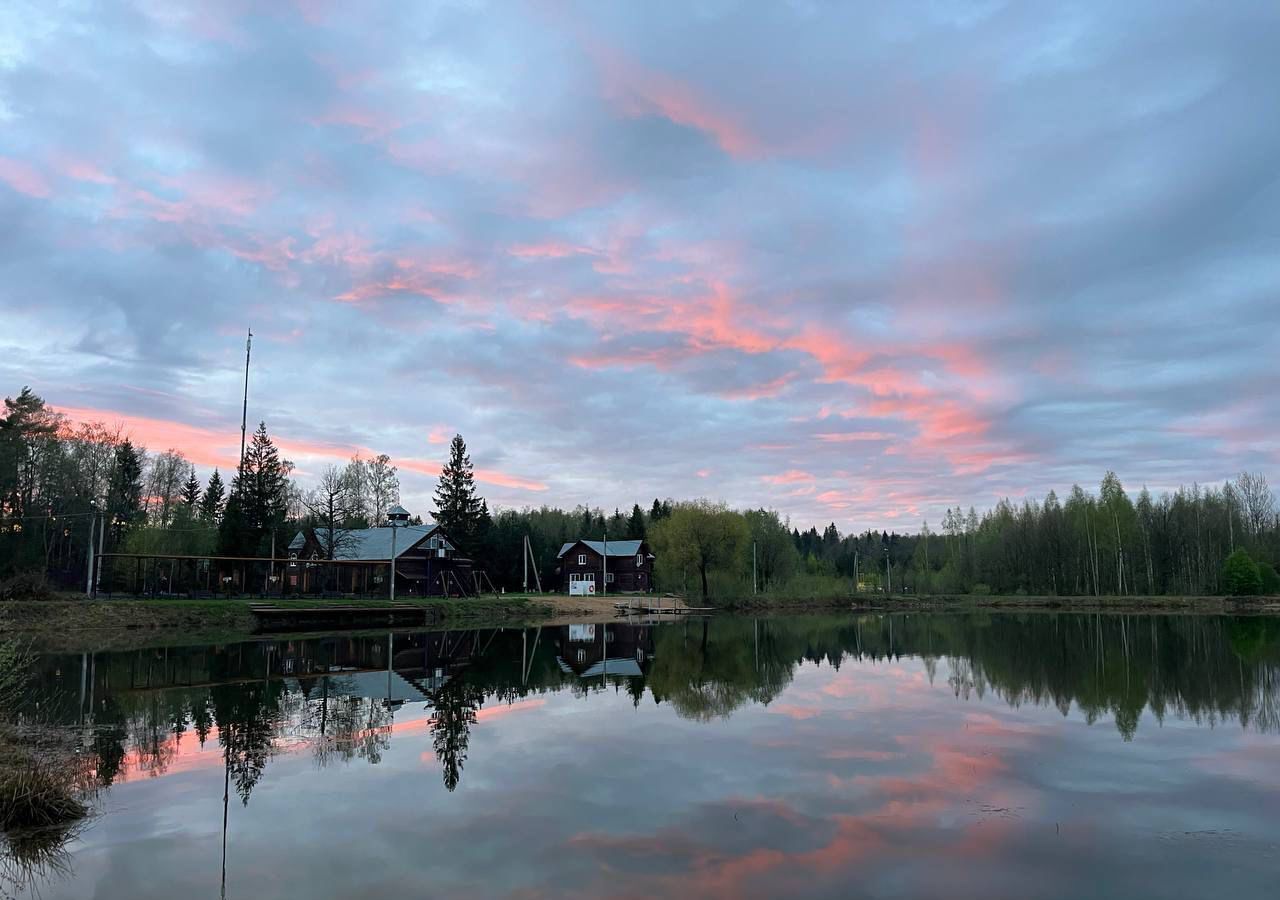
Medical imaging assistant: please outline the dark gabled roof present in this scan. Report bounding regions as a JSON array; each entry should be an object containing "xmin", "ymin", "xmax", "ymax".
[
  {"xmin": 288, "ymin": 523, "xmax": 444, "ymax": 561},
  {"xmin": 557, "ymin": 539, "xmax": 646, "ymax": 559}
]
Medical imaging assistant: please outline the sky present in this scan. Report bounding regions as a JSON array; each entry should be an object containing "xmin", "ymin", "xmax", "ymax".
[{"xmin": 1, "ymin": 0, "xmax": 1277, "ymax": 531}]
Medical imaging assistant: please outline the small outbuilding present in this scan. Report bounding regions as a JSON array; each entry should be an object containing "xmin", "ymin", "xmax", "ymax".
[{"xmin": 556, "ymin": 539, "xmax": 655, "ymax": 594}]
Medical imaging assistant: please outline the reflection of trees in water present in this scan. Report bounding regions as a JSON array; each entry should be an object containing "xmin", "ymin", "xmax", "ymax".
[
  {"xmin": 300, "ymin": 680, "xmax": 393, "ymax": 768},
  {"xmin": 646, "ymin": 618, "xmax": 794, "ymax": 721},
  {"xmin": 33, "ymin": 614, "xmax": 1280, "ymax": 809},
  {"xmin": 428, "ymin": 677, "xmax": 485, "ymax": 792},
  {"xmin": 209, "ymin": 682, "xmax": 284, "ymax": 805}
]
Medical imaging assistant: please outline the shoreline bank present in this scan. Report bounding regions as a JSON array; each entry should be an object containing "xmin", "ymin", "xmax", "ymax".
[{"xmin": 3, "ymin": 593, "xmax": 1278, "ymax": 653}]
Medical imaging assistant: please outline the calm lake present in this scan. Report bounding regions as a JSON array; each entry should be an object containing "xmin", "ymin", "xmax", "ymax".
[{"xmin": 8, "ymin": 613, "xmax": 1280, "ymax": 898}]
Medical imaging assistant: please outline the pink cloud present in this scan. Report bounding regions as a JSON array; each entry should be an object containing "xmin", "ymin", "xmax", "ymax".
[
  {"xmin": 814, "ymin": 431, "xmax": 893, "ymax": 443},
  {"xmin": 761, "ymin": 470, "xmax": 814, "ymax": 485},
  {"xmin": 508, "ymin": 241, "xmax": 594, "ymax": 260},
  {"xmin": 0, "ymin": 157, "xmax": 52, "ymax": 198},
  {"xmin": 587, "ymin": 40, "xmax": 762, "ymax": 159}
]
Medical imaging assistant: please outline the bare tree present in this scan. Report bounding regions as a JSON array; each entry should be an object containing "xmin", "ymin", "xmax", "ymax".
[
  {"xmin": 1235, "ymin": 472, "xmax": 1276, "ymax": 537},
  {"xmin": 367, "ymin": 453, "xmax": 399, "ymax": 526},
  {"xmin": 303, "ymin": 467, "xmax": 362, "ymax": 588},
  {"xmin": 145, "ymin": 449, "xmax": 188, "ymax": 527},
  {"xmin": 342, "ymin": 454, "xmax": 371, "ymax": 524}
]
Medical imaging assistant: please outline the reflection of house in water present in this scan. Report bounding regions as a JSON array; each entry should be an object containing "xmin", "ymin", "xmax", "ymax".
[
  {"xmin": 553, "ymin": 623, "xmax": 655, "ymax": 679},
  {"xmin": 272, "ymin": 630, "xmax": 484, "ymax": 704}
]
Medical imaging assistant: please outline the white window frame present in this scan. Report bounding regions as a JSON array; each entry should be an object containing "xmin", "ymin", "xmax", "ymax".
[
  {"xmin": 635, "ymin": 554, "xmax": 643, "ymax": 567},
  {"xmin": 606, "ymin": 572, "xmax": 615, "ymax": 584},
  {"xmin": 578, "ymin": 554, "xmax": 586, "ymax": 565}
]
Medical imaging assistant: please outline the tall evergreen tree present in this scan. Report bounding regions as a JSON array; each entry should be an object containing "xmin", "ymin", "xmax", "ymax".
[
  {"xmin": 199, "ymin": 469, "xmax": 226, "ymax": 524},
  {"xmin": 627, "ymin": 503, "xmax": 647, "ymax": 539},
  {"xmin": 432, "ymin": 434, "xmax": 485, "ymax": 551},
  {"xmin": 181, "ymin": 467, "xmax": 202, "ymax": 509},
  {"xmin": 221, "ymin": 422, "xmax": 292, "ymax": 555},
  {"xmin": 105, "ymin": 440, "xmax": 144, "ymax": 545}
]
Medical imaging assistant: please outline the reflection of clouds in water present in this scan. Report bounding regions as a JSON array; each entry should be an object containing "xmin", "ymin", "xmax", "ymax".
[{"xmin": 19, "ymin": 614, "xmax": 1280, "ymax": 897}]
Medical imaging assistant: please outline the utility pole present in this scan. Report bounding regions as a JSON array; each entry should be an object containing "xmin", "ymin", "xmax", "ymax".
[
  {"xmin": 602, "ymin": 530, "xmax": 608, "ymax": 598},
  {"xmin": 854, "ymin": 550, "xmax": 859, "ymax": 596},
  {"xmin": 96, "ymin": 514, "xmax": 105, "ymax": 595},
  {"xmin": 523, "ymin": 534, "xmax": 529, "ymax": 593},
  {"xmin": 238, "ymin": 328, "xmax": 253, "ymax": 481},
  {"xmin": 885, "ymin": 548, "xmax": 891, "ymax": 595},
  {"xmin": 85, "ymin": 509, "xmax": 96, "ymax": 598},
  {"xmin": 753, "ymin": 541, "xmax": 758, "ymax": 595},
  {"xmin": 390, "ymin": 523, "xmax": 398, "ymax": 602}
]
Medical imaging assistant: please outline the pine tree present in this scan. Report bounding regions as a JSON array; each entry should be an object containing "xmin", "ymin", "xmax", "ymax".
[
  {"xmin": 181, "ymin": 467, "xmax": 202, "ymax": 508},
  {"xmin": 432, "ymin": 434, "xmax": 484, "ymax": 551},
  {"xmin": 200, "ymin": 469, "xmax": 226, "ymax": 524}
]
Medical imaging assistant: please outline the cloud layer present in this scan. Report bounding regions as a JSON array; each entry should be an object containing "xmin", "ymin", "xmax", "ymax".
[{"xmin": 2, "ymin": 1, "xmax": 1277, "ymax": 528}]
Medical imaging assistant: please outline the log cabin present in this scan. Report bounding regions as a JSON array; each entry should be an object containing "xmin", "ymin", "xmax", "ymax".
[
  {"xmin": 286, "ymin": 517, "xmax": 474, "ymax": 597},
  {"xmin": 556, "ymin": 539, "xmax": 655, "ymax": 594}
]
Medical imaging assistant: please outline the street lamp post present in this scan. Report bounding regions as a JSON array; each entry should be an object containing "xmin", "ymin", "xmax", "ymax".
[{"xmin": 387, "ymin": 505, "xmax": 410, "ymax": 601}]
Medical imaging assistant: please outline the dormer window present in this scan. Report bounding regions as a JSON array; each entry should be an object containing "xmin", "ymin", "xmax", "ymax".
[{"xmin": 578, "ymin": 554, "xmax": 587, "ymax": 565}]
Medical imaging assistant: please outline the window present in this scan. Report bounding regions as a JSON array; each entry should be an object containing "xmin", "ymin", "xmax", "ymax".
[
  {"xmin": 578, "ymin": 554, "xmax": 586, "ymax": 565},
  {"xmin": 606, "ymin": 572, "xmax": 615, "ymax": 583},
  {"xmin": 636, "ymin": 554, "xmax": 643, "ymax": 567}
]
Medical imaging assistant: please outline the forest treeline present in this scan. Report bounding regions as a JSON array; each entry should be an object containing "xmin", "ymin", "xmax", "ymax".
[{"xmin": 2, "ymin": 385, "xmax": 1278, "ymax": 600}]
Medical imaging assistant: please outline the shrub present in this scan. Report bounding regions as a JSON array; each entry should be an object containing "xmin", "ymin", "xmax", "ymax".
[
  {"xmin": 0, "ymin": 757, "xmax": 89, "ymax": 832},
  {"xmin": 970, "ymin": 583, "xmax": 992, "ymax": 596},
  {"xmin": 0, "ymin": 574, "xmax": 56, "ymax": 603},
  {"xmin": 1259, "ymin": 562, "xmax": 1280, "ymax": 596},
  {"xmin": 1222, "ymin": 549, "xmax": 1263, "ymax": 596}
]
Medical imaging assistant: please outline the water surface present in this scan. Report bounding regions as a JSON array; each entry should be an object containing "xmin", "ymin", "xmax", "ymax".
[{"xmin": 8, "ymin": 613, "xmax": 1280, "ymax": 898}]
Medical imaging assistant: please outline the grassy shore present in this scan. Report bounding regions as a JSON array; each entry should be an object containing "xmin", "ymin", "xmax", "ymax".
[
  {"xmin": 723, "ymin": 591, "xmax": 1280, "ymax": 614},
  {"xmin": 0, "ymin": 594, "xmax": 557, "ymax": 652},
  {"xmin": 3, "ymin": 591, "xmax": 1277, "ymax": 654}
]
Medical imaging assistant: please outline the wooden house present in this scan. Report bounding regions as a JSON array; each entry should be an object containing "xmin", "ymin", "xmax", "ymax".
[
  {"xmin": 286, "ymin": 515, "xmax": 474, "ymax": 597},
  {"xmin": 556, "ymin": 539, "xmax": 655, "ymax": 594}
]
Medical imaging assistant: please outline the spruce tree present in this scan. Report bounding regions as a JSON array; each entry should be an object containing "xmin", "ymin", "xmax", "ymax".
[
  {"xmin": 432, "ymin": 434, "xmax": 484, "ymax": 550},
  {"xmin": 181, "ymin": 467, "xmax": 202, "ymax": 508},
  {"xmin": 221, "ymin": 423, "xmax": 291, "ymax": 555},
  {"xmin": 106, "ymin": 441, "xmax": 144, "ymax": 543},
  {"xmin": 627, "ymin": 503, "xmax": 647, "ymax": 539},
  {"xmin": 200, "ymin": 469, "xmax": 226, "ymax": 524}
]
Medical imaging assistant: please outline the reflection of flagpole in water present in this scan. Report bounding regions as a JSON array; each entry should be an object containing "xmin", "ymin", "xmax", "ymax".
[
  {"xmin": 523, "ymin": 627, "xmax": 541, "ymax": 686},
  {"xmin": 221, "ymin": 744, "xmax": 230, "ymax": 900}
]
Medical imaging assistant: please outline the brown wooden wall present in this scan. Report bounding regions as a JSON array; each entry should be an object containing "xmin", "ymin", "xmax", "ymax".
[{"xmin": 559, "ymin": 542, "xmax": 654, "ymax": 593}]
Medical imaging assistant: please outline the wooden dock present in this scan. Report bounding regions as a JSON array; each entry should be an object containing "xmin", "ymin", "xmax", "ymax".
[{"xmin": 612, "ymin": 600, "xmax": 713, "ymax": 616}]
